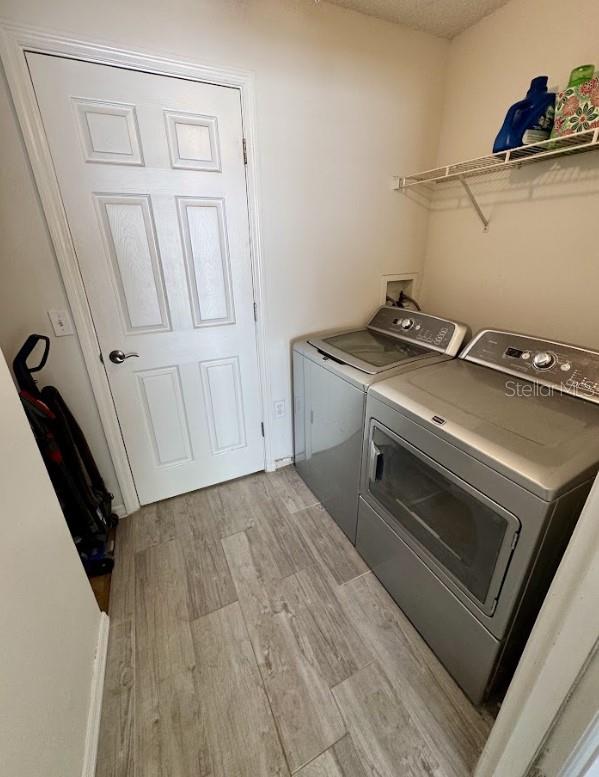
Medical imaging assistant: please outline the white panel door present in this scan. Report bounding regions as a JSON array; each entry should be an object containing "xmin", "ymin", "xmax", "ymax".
[{"xmin": 28, "ymin": 54, "xmax": 264, "ymax": 504}]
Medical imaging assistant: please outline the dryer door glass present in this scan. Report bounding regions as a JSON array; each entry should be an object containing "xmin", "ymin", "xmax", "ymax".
[{"xmin": 367, "ymin": 423, "xmax": 519, "ymax": 613}]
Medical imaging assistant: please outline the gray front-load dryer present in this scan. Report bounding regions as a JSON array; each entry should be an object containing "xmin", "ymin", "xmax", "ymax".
[
  {"xmin": 292, "ymin": 306, "xmax": 468, "ymax": 542},
  {"xmin": 357, "ymin": 329, "xmax": 599, "ymax": 703}
]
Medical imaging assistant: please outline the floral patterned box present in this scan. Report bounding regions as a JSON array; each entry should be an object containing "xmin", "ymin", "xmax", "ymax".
[{"xmin": 551, "ymin": 75, "xmax": 599, "ymax": 137}]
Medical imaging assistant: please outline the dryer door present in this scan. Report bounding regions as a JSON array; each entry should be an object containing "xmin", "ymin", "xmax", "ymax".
[{"xmin": 365, "ymin": 421, "xmax": 520, "ymax": 616}]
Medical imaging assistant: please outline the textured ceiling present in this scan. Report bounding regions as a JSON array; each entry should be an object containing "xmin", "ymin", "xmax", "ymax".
[{"xmin": 324, "ymin": 0, "xmax": 512, "ymax": 38}]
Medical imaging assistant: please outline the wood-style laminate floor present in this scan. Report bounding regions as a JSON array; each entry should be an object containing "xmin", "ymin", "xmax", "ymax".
[{"xmin": 97, "ymin": 467, "xmax": 492, "ymax": 777}]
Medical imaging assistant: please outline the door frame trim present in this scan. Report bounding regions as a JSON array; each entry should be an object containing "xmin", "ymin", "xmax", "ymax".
[{"xmin": 0, "ymin": 20, "xmax": 274, "ymax": 513}]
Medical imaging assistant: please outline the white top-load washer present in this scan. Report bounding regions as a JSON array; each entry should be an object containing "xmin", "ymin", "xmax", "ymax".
[
  {"xmin": 292, "ymin": 306, "xmax": 468, "ymax": 542},
  {"xmin": 358, "ymin": 329, "xmax": 599, "ymax": 703}
]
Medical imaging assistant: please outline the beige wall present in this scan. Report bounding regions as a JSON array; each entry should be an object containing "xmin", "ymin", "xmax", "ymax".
[
  {"xmin": 0, "ymin": 0, "xmax": 449, "ymax": 480},
  {"xmin": 0, "ymin": 347, "xmax": 101, "ymax": 777},
  {"xmin": 420, "ymin": 0, "xmax": 599, "ymax": 349}
]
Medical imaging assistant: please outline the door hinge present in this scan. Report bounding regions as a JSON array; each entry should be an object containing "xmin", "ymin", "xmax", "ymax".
[
  {"xmin": 253, "ymin": 301, "xmax": 258, "ymax": 322},
  {"xmin": 260, "ymin": 421, "xmax": 265, "ymax": 437},
  {"xmin": 242, "ymin": 138, "xmax": 248, "ymax": 165}
]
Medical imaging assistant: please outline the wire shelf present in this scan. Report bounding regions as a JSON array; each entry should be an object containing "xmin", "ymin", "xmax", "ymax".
[{"xmin": 397, "ymin": 128, "xmax": 599, "ymax": 189}]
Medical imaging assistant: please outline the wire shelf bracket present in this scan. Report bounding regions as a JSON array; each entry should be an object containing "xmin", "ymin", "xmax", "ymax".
[{"xmin": 458, "ymin": 175, "xmax": 489, "ymax": 231}]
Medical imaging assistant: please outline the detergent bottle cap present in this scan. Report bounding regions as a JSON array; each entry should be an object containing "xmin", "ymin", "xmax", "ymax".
[
  {"xmin": 527, "ymin": 76, "xmax": 549, "ymax": 95},
  {"xmin": 567, "ymin": 65, "xmax": 595, "ymax": 88}
]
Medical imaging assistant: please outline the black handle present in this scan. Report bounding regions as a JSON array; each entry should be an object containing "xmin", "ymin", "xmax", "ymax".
[
  {"xmin": 13, "ymin": 334, "xmax": 51, "ymax": 397},
  {"xmin": 14, "ymin": 334, "xmax": 50, "ymax": 373}
]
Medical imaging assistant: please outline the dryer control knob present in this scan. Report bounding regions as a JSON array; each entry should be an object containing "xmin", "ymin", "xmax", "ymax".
[
  {"xmin": 400, "ymin": 318, "xmax": 415, "ymax": 330},
  {"xmin": 533, "ymin": 351, "xmax": 555, "ymax": 370}
]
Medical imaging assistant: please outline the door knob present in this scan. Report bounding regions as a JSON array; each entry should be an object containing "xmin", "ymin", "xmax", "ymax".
[{"xmin": 109, "ymin": 349, "xmax": 139, "ymax": 364}]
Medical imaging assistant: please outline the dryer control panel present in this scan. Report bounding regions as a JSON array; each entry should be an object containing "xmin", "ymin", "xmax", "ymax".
[
  {"xmin": 368, "ymin": 307, "xmax": 468, "ymax": 357},
  {"xmin": 461, "ymin": 330, "xmax": 599, "ymax": 404}
]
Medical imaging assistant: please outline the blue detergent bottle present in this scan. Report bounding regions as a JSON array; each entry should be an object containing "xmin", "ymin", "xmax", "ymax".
[{"xmin": 493, "ymin": 76, "xmax": 556, "ymax": 153}]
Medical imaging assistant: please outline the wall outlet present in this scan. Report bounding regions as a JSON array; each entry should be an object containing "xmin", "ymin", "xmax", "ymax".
[
  {"xmin": 48, "ymin": 309, "xmax": 74, "ymax": 336},
  {"xmin": 274, "ymin": 400, "xmax": 286, "ymax": 419}
]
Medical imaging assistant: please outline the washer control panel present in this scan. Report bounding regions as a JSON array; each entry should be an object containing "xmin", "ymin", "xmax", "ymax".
[
  {"xmin": 462, "ymin": 330, "xmax": 599, "ymax": 404},
  {"xmin": 367, "ymin": 306, "xmax": 468, "ymax": 357}
]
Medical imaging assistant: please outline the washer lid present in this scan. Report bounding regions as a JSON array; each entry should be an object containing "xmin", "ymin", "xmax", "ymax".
[
  {"xmin": 309, "ymin": 329, "xmax": 431, "ymax": 374},
  {"xmin": 308, "ymin": 307, "xmax": 469, "ymax": 375},
  {"xmin": 370, "ymin": 359, "xmax": 599, "ymax": 500}
]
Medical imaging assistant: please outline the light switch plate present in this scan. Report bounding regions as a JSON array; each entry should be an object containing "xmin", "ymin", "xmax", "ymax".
[{"xmin": 48, "ymin": 309, "xmax": 74, "ymax": 337}]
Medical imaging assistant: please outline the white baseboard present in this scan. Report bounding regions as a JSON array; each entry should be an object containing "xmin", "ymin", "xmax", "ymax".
[
  {"xmin": 274, "ymin": 457, "xmax": 293, "ymax": 470},
  {"xmin": 81, "ymin": 612, "xmax": 109, "ymax": 777}
]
